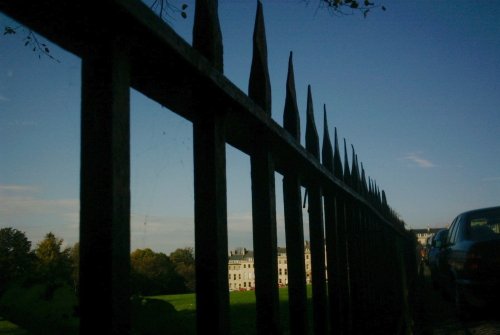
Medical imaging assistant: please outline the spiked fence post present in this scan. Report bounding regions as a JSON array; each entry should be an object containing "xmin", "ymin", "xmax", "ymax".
[
  {"xmin": 192, "ymin": 1, "xmax": 230, "ymax": 334},
  {"xmin": 322, "ymin": 109, "xmax": 346, "ymax": 335},
  {"xmin": 305, "ymin": 87, "xmax": 328, "ymax": 335},
  {"xmin": 282, "ymin": 52, "xmax": 308, "ymax": 335},
  {"xmin": 248, "ymin": 2, "xmax": 280, "ymax": 334},
  {"xmin": 193, "ymin": 0, "xmax": 223, "ymax": 72},
  {"xmin": 80, "ymin": 36, "xmax": 131, "ymax": 334},
  {"xmin": 329, "ymin": 129, "xmax": 349, "ymax": 335},
  {"xmin": 340, "ymin": 139, "xmax": 354, "ymax": 333}
]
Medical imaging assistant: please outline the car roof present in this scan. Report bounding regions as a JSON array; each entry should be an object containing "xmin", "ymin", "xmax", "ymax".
[{"xmin": 459, "ymin": 206, "xmax": 500, "ymax": 217}]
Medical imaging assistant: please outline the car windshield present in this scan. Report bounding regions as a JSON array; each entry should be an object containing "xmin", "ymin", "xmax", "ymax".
[{"xmin": 467, "ymin": 209, "xmax": 500, "ymax": 241}]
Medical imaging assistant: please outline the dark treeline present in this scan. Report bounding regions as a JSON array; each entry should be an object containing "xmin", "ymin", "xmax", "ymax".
[{"xmin": 0, "ymin": 227, "xmax": 195, "ymax": 334}]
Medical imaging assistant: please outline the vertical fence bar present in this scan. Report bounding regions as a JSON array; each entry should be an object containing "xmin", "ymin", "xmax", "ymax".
[
  {"xmin": 341, "ymin": 139, "xmax": 353, "ymax": 333},
  {"xmin": 248, "ymin": 2, "xmax": 280, "ymax": 334},
  {"xmin": 80, "ymin": 37, "xmax": 131, "ymax": 335},
  {"xmin": 192, "ymin": 1, "xmax": 229, "ymax": 334},
  {"xmin": 322, "ymin": 112, "xmax": 344, "ymax": 335},
  {"xmin": 333, "ymin": 129, "xmax": 350, "ymax": 335},
  {"xmin": 305, "ymin": 87, "xmax": 328, "ymax": 335},
  {"xmin": 283, "ymin": 52, "xmax": 308, "ymax": 335},
  {"xmin": 193, "ymin": 110, "xmax": 229, "ymax": 335}
]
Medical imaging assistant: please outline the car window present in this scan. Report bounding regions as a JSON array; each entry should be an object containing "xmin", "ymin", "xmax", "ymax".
[
  {"xmin": 454, "ymin": 215, "xmax": 466, "ymax": 243},
  {"xmin": 435, "ymin": 230, "xmax": 448, "ymax": 248},
  {"xmin": 447, "ymin": 217, "xmax": 459, "ymax": 245},
  {"xmin": 467, "ymin": 210, "xmax": 500, "ymax": 241}
]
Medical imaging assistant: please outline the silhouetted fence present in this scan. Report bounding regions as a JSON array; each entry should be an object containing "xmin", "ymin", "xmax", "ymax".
[{"xmin": 1, "ymin": 0, "xmax": 418, "ymax": 334}]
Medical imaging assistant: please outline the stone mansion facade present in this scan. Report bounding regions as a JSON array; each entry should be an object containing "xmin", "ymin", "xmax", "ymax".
[{"xmin": 228, "ymin": 242, "xmax": 313, "ymax": 291}]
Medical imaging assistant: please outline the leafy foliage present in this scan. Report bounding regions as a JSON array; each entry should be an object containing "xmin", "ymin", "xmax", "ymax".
[
  {"xmin": 69, "ymin": 242, "xmax": 79, "ymax": 292},
  {"xmin": 169, "ymin": 247, "xmax": 195, "ymax": 291},
  {"xmin": 0, "ymin": 284, "xmax": 78, "ymax": 335},
  {"xmin": 3, "ymin": 26, "xmax": 59, "ymax": 62},
  {"xmin": 34, "ymin": 233, "xmax": 72, "ymax": 291},
  {"xmin": 311, "ymin": 0, "xmax": 386, "ymax": 17},
  {"xmin": 147, "ymin": 0, "xmax": 189, "ymax": 21},
  {"xmin": 130, "ymin": 248, "xmax": 186, "ymax": 295},
  {"xmin": 0, "ymin": 228, "xmax": 34, "ymax": 294}
]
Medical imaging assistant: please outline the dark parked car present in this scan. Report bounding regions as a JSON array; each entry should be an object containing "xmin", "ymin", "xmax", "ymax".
[
  {"xmin": 437, "ymin": 206, "xmax": 500, "ymax": 317},
  {"xmin": 427, "ymin": 228, "xmax": 448, "ymax": 288}
]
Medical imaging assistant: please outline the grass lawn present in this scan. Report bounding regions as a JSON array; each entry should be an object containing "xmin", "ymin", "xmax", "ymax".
[
  {"xmin": 0, "ymin": 286, "xmax": 313, "ymax": 334},
  {"xmin": 148, "ymin": 286, "xmax": 313, "ymax": 334},
  {"xmin": 0, "ymin": 317, "xmax": 29, "ymax": 335}
]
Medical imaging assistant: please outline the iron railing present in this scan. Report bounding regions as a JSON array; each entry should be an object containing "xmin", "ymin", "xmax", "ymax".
[{"xmin": 1, "ymin": 0, "xmax": 418, "ymax": 334}]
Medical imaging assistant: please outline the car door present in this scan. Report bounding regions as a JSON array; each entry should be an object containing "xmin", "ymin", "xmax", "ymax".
[{"xmin": 439, "ymin": 216, "xmax": 460, "ymax": 287}]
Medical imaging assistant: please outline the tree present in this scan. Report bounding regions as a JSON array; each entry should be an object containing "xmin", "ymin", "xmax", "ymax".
[
  {"xmin": 1, "ymin": 1, "xmax": 187, "ymax": 62},
  {"xmin": 170, "ymin": 247, "xmax": 196, "ymax": 292},
  {"xmin": 314, "ymin": 0, "xmax": 386, "ymax": 17},
  {"xmin": 34, "ymin": 232, "xmax": 72, "ymax": 289},
  {"xmin": 130, "ymin": 248, "xmax": 186, "ymax": 295},
  {"xmin": 0, "ymin": 228, "xmax": 34, "ymax": 294},
  {"xmin": 69, "ymin": 242, "xmax": 79, "ymax": 293}
]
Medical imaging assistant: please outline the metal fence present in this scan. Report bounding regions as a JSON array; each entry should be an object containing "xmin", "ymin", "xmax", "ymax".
[{"xmin": 1, "ymin": 0, "xmax": 418, "ymax": 334}]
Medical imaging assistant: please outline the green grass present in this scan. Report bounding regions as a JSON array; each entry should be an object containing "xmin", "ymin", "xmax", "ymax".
[
  {"xmin": 0, "ymin": 318, "xmax": 29, "ymax": 335},
  {"xmin": 148, "ymin": 286, "xmax": 314, "ymax": 335},
  {"xmin": 0, "ymin": 284, "xmax": 78, "ymax": 335},
  {"xmin": 0, "ymin": 286, "xmax": 313, "ymax": 335}
]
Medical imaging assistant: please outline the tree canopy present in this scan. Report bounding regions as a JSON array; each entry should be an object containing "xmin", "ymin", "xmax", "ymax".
[
  {"xmin": 130, "ymin": 248, "xmax": 187, "ymax": 295},
  {"xmin": 169, "ymin": 247, "xmax": 196, "ymax": 291},
  {"xmin": 0, "ymin": 228, "xmax": 33, "ymax": 293}
]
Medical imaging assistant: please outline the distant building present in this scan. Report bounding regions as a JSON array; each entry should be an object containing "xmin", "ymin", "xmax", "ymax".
[
  {"xmin": 228, "ymin": 247, "xmax": 255, "ymax": 291},
  {"xmin": 228, "ymin": 243, "xmax": 313, "ymax": 291},
  {"xmin": 412, "ymin": 227, "xmax": 442, "ymax": 246}
]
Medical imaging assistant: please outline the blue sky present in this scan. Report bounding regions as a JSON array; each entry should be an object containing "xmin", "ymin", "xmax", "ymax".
[{"xmin": 1, "ymin": 0, "xmax": 499, "ymax": 253}]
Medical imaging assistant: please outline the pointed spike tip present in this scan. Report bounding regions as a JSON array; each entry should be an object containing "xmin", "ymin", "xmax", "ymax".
[
  {"xmin": 321, "ymin": 104, "xmax": 334, "ymax": 172},
  {"xmin": 283, "ymin": 50, "xmax": 300, "ymax": 140},
  {"xmin": 248, "ymin": 0, "xmax": 271, "ymax": 114},
  {"xmin": 305, "ymin": 84, "xmax": 319, "ymax": 158}
]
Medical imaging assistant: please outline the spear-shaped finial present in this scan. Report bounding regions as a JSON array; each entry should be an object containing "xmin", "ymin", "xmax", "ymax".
[
  {"xmin": 322, "ymin": 105, "xmax": 333, "ymax": 172},
  {"xmin": 350, "ymin": 145, "xmax": 359, "ymax": 191},
  {"xmin": 333, "ymin": 128, "xmax": 343, "ymax": 180},
  {"xmin": 248, "ymin": 0, "xmax": 271, "ymax": 115},
  {"xmin": 361, "ymin": 163, "xmax": 368, "ymax": 197},
  {"xmin": 193, "ymin": 0, "xmax": 223, "ymax": 72},
  {"xmin": 305, "ymin": 85, "xmax": 319, "ymax": 159},
  {"xmin": 343, "ymin": 139, "xmax": 350, "ymax": 186},
  {"xmin": 381, "ymin": 190, "xmax": 388, "ymax": 209},
  {"xmin": 283, "ymin": 52, "xmax": 300, "ymax": 141}
]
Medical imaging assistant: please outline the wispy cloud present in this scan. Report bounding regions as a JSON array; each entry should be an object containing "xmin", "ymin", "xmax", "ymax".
[
  {"xmin": 0, "ymin": 195, "xmax": 78, "ymax": 217},
  {"xmin": 402, "ymin": 152, "xmax": 435, "ymax": 168},
  {"xmin": 0, "ymin": 184, "xmax": 39, "ymax": 193},
  {"xmin": 0, "ymin": 94, "xmax": 9, "ymax": 102}
]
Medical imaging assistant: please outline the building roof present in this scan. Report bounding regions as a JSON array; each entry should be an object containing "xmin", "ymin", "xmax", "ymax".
[{"xmin": 411, "ymin": 228, "xmax": 442, "ymax": 235}]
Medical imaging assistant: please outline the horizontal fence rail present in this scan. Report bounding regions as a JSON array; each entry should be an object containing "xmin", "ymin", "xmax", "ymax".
[{"xmin": 1, "ymin": 0, "xmax": 418, "ymax": 334}]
